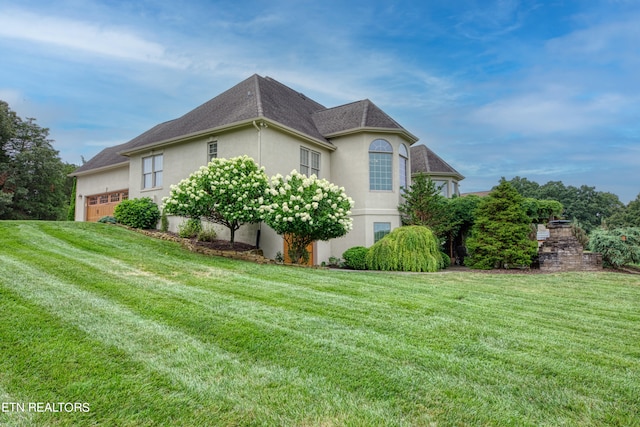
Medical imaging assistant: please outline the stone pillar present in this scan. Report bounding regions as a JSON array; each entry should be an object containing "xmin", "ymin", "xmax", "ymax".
[{"xmin": 538, "ymin": 220, "xmax": 602, "ymax": 272}]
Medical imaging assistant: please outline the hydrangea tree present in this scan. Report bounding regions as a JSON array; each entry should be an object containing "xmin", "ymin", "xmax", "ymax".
[
  {"xmin": 261, "ymin": 170, "xmax": 354, "ymax": 264},
  {"xmin": 162, "ymin": 156, "xmax": 269, "ymax": 244}
]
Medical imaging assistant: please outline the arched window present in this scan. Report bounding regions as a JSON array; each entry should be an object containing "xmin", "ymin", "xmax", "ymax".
[
  {"xmin": 369, "ymin": 139, "xmax": 393, "ymax": 191},
  {"xmin": 399, "ymin": 143, "xmax": 408, "ymax": 191}
]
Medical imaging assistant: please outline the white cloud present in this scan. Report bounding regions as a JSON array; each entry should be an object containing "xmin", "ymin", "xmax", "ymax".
[
  {"xmin": 546, "ymin": 16, "xmax": 640, "ymax": 65},
  {"xmin": 469, "ymin": 84, "xmax": 634, "ymax": 135},
  {"xmin": 0, "ymin": 8, "xmax": 188, "ymax": 68}
]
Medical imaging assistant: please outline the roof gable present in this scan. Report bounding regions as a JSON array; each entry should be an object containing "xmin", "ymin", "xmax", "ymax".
[
  {"xmin": 72, "ymin": 144, "xmax": 128, "ymax": 174},
  {"xmin": 410, "ymin": 144, "xmax": 464, "ymax": 180},
  {"xmin": 312, "ymin": 99, "xmax": 405, "ymax": 136}
]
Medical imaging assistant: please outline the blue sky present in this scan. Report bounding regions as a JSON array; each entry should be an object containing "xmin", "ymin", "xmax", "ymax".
[{"xmin": 1, "ymin": 0, "xmax": 638, "ymax": 203}]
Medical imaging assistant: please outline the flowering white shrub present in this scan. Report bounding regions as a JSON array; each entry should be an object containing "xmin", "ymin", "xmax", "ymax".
[
  {"xmin": 162, "ymin": 156, "xmax": 269, "ymax": 244},
  {"xmin": 261, "ymin": 170, "xmax": 354, "ymax": 264}
]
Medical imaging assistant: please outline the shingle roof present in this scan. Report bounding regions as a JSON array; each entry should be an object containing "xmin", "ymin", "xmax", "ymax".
[
  {"xmin": 312, "ymin": 99, "xmax": 405, "ymax": 135},
  {"xmin": 73, "ymin": 74, "xmax": 414, "ymax": 174},
  {"xmin": 410, "ymin": 144, "xmax": 464, "ymax": 180},
  {"xmin": 72, "ymin": 144, "xmax": 128, "ymax": 174}
]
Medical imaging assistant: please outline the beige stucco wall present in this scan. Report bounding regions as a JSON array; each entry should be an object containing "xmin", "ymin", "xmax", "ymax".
[
  {"xmin": 328, "ymin": 132, "xmax": 412, "ymax": 258},
  {"xmin": 75, "ymin": 124, "xmax": 415, "ymax": 265},
  {"xmin": 75, "ymin": 164, "xmax": 129, "ymax": 221},
  {"xmin": 125, "ymin": 125, "xmax": 336, "ymax": 261}
]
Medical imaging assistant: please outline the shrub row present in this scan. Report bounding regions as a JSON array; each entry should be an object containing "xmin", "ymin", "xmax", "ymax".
[{"xmin": 342, "ymin": 226, "xmax": 447, "ymax": 272}]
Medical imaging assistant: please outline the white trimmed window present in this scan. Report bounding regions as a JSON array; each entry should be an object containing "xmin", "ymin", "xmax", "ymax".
[
  {"xmin": 369, "ymin": 139, "xmax": 393, "ymax": 191},
  {"xmin": 300, "ymin": 147, "xmax": 320, "ymax": 177},
  {"xmin": 399, "ymin": 143, "xmax": 408, "ymax": 192},
  {"xmin": 374, "ymin": 222, "xmax": 391, "ymax": 242},
  {"xmin": 435, "ymin": 180, "xmax": 448, "ymax": 197},
  {"xmin": 208, "ymin": 141, "xmax": 218, "ymax": 162},
  {"xmin": 142, "ymin": 154, "xmax": 163, "ymax": 189}
]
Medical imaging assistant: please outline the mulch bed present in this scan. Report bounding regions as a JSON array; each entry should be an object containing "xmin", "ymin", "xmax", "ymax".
[{"xmin": 163, "ymin": 231, "xmax": 257, "ymax": 252}]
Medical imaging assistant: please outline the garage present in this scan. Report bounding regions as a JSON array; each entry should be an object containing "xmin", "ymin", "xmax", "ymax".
[{"xmin": 85, "ymin": 190, "xmax": 128, "ymax": 222}]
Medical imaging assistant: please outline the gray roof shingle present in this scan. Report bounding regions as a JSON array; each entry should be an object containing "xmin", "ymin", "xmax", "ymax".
[
  {"xmin": 312, "ymin": 99, "xmax": 404, "ymax": 135},
  {"xmin": 73, "ymin": 75, "xmax": 414, "ymax": 174},
  {"xmin": 410, "ymin": 144, "xmax": 464, "ymax": 180}
]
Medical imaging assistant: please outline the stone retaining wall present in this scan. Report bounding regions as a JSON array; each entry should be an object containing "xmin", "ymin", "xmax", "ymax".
[{"xmin": 134, "ymin": 229, "xmax": 275, "ymax": 264}]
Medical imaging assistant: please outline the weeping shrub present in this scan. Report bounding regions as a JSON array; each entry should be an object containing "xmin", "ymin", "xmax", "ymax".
[
  {"xmin": 366, "ymin": 225, "xmax": 444, "ymax": 272},
  {"xmin": 589, "ymin": 227, "xmax": 640, "ymax": 268}
]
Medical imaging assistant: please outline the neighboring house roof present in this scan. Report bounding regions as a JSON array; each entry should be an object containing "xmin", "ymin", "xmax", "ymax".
[
  {"xmin": 410, "ymin": 144, "xmax": 464, "ymax": 181},
  {"xmin": 73, "ymin": 74, "xmax": 416, "ymax": 175},
  {"xmin": 461, "ymin": 191, "xmax": 491, "ymax": 197}
]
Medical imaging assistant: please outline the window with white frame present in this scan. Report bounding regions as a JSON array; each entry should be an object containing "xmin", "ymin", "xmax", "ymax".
[
  {"xmin": 142, "ymin": 154, "xmax": 163, "ymax": 189},
  {"xmin": 208, "ymin": 141, "xmax": 218, "ymax": 162},
  {"xmin": 434, "ymin": 180, "xmax": 448, "ymax": 197},
  {"xmin": 369, "ymin": 139, "xmax": 393, "ymax": 191},
  {"xmin": 399, "ymin": 143, "xmax": 408, "ymax": 192},
  {"xmin": 300, "ymin": 147, "xmax": 320, "ymax": 177},
  {"xmin": 374, "ymin": 222, "xmax": 391, "ymax": 242}
]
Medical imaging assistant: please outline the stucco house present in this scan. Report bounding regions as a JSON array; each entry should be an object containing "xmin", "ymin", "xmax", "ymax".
[{"xmin": 72, "ymin": 74, "xmax": 463, "ymax": 264}]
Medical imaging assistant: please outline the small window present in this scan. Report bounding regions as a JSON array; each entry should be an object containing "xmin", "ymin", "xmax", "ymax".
[
  {"xmin": 369, "ymin": 139, "xmax": 393, "ymax": 191},
  {"xmin": 435, "ymin": 180, "xmax": 448, "ymax": 197},
  {"xmin": 300, "ymin": 147, "xmax": 320, "ymax": 177},
  {"xmin": 374, "ymin": 222, "xmax": 391, "ymax": 243},
  {"xmin": 208, "ymin": 141, "xmax": 218, "ymax": 162},
  {"xmin": 399, "ymin": 144, "xmax": 408, "ymax": 192},
  {"xmin": 88, "ymin": 197, "xmax": 98, "ymax": 206},
  {"xmin": 142, "ymin": 154, "xmax": 163, "ymax": 189},
  {"xmin": 110, "ymin": 193, "xmax": 120, "ymax": 203},
  {"xmin": 99, "ymin": 194, "xmax": 109, "ymax": 204}
]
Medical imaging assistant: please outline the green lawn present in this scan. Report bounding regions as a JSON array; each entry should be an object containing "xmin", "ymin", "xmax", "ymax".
[{"xmin": 1, "ymin": 221, "xmax": 639, "ymax": 426}]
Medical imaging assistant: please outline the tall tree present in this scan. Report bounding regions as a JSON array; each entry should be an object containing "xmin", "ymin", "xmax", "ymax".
[
  {"xmin": 0, "ymin": 101, "xmax": 69, "ymax": 220},
  {"xmin": 466, "ymin": 179, "xmax": 538, "ymax": 269},
  {"xmin": 398, "ymin": 173, "xmax": 450, "ymax": 238},
  {"xmin": 607, "ymin": 193, "xmax": 640, "ymax": 228}
]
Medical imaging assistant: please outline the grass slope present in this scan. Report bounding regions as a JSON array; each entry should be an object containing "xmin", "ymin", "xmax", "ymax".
[{"xmin": 1, "ymin": 221, "xmax": 639, "ymax": 426}]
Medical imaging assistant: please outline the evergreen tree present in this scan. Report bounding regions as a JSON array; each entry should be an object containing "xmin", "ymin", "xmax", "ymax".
[
  {"xmin": 398, "ymin": 173, "xmax": 450, "ymax": 238},
  {"xmin": 466, "ymin": 179, "xmax": 538, "ymax": 269},
  {"xmin": 0, "ymin": 101, "xmax": 69, "ymax": 220}
]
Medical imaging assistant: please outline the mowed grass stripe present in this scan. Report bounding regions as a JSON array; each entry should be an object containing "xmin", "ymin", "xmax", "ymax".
[
  {"xmin": 0, "ymin": 254, "xmax": 419, "ymax": 426},
  {"xmin": 0, "ymin": 285, "xmax": 222, "ymax": 427},
  {"xmin": 5, "ymin": 224, "xmax": 640, "ymax": 414},
  {"xmin": 1, "ymin": 221, "xmax": 639, "ymax": 426}
]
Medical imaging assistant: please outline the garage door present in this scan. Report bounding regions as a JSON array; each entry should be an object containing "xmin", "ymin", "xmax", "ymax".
[{"xmin": 86, "ymin": 190, "xmax": 128, "ymax": 222}]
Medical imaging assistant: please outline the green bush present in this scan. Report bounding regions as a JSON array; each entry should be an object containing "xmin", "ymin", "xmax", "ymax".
[
  {"xmin": 178, "ymin": 218, "xmax": 202, "ymax": 238},
  {"xmin": 440, "ymin": 250, "xmax": 451, "ymax": 268},
  {"xmin": 97, "ymin": 216, "xmax": 117, "ymax": 224},
  {"xmin": 589, "ymin": 227, "xmax": 640, "ymax": 268},
  {"xmin": 342, "ymin": 246, "xmax": 369, "ymax": 270},
  {"xmin": 366, "ymin": 226, "xmax": 444, "ymax": 272},
  {"xmin": 197, "ymin": 226, "xmax": 217, "ymax": 242},
  {"xmin": 113, "ymin": 198, "xmax": 160, "ymax": 229},
  {"xmin": 160, "ymin": 210, "xmax": 169, "ymax": 232}
]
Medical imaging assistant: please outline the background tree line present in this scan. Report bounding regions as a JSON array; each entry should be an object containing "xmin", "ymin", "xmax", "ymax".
[{"xmin": 0, "ymin": 101, "xmax": 76, "ymax": 220}]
